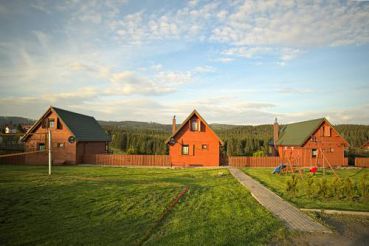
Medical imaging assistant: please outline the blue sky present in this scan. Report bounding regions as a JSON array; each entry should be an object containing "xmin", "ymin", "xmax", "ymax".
[{"xmin": 0, "ymin": 0, "xmax": 369, "ymax": 125}]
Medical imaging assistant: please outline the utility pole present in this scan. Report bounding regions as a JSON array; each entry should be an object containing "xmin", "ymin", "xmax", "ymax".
[{"xmin": 48, "ymin": 129, "xmax": 52, "ymax": 175}]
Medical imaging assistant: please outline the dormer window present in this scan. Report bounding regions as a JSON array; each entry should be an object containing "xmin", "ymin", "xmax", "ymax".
[{"xmin": 191, "ymin": 119, "xmax": 198, "ymax": 131}]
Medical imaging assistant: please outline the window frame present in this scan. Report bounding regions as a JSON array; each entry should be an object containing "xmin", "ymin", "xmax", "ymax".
[
  {"xmin": 191, "ymin": 120, "xmax": 198, "ymax": 131},
  {"xmin": 48, "ymin": 119, "xmax": 55, "ymax": 128},
  {"xmin": 38, "ymin": 143, "xmax": 46, "ymax": 151},
  {"xmin": 312, "ymin": 148, "xmax": 318, "ymax": 158},
  {"xmin": 182, "ymin": 145, "xmax": 189, "ymax": 155}
]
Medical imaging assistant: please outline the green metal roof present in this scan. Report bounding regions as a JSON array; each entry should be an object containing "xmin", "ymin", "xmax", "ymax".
[
  {"xmin": 53, "ymin": 107, "xmax": 110, "ymax": 142},
  {"xmin": 276, "ymin": 118, "xmax": 325, "ymax": 146}
]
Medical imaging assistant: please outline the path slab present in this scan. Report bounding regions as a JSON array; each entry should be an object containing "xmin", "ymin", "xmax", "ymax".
[{"xmin": 228, "ymin": 167, "xmax": 331, "ymax": 233}]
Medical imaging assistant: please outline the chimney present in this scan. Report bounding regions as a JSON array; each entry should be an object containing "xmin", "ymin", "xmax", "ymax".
[
  {"xmin": 172, "ymin": 115, "xmax": 176, "ymax": 134},
  {"xmin": 273, "ymin": 118, "xmax": 279, "ymax": 145}
]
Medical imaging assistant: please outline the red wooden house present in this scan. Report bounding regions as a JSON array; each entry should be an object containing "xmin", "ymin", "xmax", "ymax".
[
  {"xmin": 166, "ymin": 110, "xmax": 223, "ymax": 167},
  {"xmin": 22, "ymin": 106, "xmax": 110, "ymax": 165},
  {"xmin": 273, "ymin": 118, "xmax": 349, "ymax": 167}
]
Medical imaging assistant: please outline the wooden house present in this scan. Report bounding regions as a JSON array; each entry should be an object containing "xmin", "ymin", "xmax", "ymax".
[
  {"xmin": 273, "ymin": 118, "xmax": 349, "ymax": 167},
  {"xmin": 166, "ymin": 110, "xmax": 223, "ymax": 167},
  {"xmin": 22, "ymin": 106, "xmax": 110, "ymax": 165}
]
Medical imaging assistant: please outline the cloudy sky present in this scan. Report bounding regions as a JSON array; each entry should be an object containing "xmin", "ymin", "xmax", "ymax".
[{"xmin": 0, "ymin": 0, "xmax": 369, "ymax": 125}]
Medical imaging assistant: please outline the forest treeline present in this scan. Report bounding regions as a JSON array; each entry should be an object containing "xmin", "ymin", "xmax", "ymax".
[{"xmin": 102, "ymin": 122, "xmax": 369, "ymax": 156}]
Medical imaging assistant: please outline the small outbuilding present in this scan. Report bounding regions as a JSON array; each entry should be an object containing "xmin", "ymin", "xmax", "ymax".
[
  {"xmin": 166, "ymin": 110, "xmax": 223, "ymax": 167},
  {"xmin": 273, "ymin": 118, "xmax": 349, "ymax": 167},
  {"xmin": 22, "ymin": 106, "xmax": 110, "ymax": 164}
]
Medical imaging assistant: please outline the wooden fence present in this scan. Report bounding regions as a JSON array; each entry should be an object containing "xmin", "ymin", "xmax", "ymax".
[
  {"xmin": 229, "ymin": 156, "xmax": 281, "ymax": 168},
  {"xmin": 355, "ymin": 158, "xmax": 369, "ymax": 168},
  {"xmin": 0, "ymin": 154, "xmax": 25, "ymax": 165},
  {"xmin": 229, "ymin": 156, "xmax": 350, "ymax": 168},
  {"xmin": 91, "ymin": 154, "xmax": 171, "ymax": 167}
]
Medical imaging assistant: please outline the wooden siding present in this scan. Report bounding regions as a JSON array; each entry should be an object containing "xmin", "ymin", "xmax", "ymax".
[
  {"xmin": 169, "ymin": 114, "xmax": 220, "ymax": 166},
  {"xmin": 277, "ymin": 121, "xmax": 347, "ymax": 167},
  {"xmin": 88, "ymin": 154, "xmax": 171, "ymax": 166},
  {"xmin": 355, "ymin": 158, "xmax": 369, "ymax": 168}
]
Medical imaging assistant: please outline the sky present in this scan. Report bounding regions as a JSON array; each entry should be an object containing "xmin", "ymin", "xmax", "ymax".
[{"xmin": 0, "ymin": 0, "xmax": 369, "ymax": 125}]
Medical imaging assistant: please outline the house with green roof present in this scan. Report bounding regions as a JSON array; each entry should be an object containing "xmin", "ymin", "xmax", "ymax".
[
  {"xmin": 22, "ymin": 106, "xmax": 110, "ymax": 165},
  {"xmin": 273, "ymin": 118, "xmax": 349, "ymax": 167}
]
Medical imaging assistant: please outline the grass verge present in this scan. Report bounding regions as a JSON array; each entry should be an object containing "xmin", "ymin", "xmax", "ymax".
[
  {"xmin": 242, "ymin": 168, "xmax": 369, "ymax": 211},
  {"xmin": 0, "ymin": 165, "xmax": 286, "ymax": 245}
]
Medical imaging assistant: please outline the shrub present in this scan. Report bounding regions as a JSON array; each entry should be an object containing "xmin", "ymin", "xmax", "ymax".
[
  {"xmin": 359, "ymin": 173, "xmax": 369, "ymax": 200},
  {"xmin": 286, "ymin": 175, "xmax": 299, "ymax": 196},
  {"xmin": 252, "ymin": 150, "xmax": 265, "ymax": 157},
  {"xmin": 305, "ymin": 174, "xmax": 314, "ymax": 198},
  {"xmin": 316, "ymin": 178, "xmax": 329, "ymax": 199},
  {"xmin": 343, "ymin": 177, "xmax": 354, "ymax": 200},
  {"xmin": 330, "ymin": 177, "xmax": 343, "ymax": 199}
]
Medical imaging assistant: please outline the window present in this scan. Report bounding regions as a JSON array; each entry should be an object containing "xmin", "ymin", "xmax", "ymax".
[
  {"xmin": 57, "ymin": 118, "xmax": 63, "ymax": 129},
  {"xmin": 202, "ymin": 144, "xmax": 208, "ymax": 150},
  {"xmin": 182, "ymin": 145, "xmax": 189, "ymax": 155},
  {"xmin": 191, "ymin": 120, "xmax": 198, "ymax": 131},
  {"xmin": 48, "ymin": 119, "xmax": 55, "ymax": 128},
  {"xmin": 312, "ymin": 149, "xmax": 318, "ymax": 158},
  {"xmin": 323, "ymin": 126, "xmax": 331, "ymax": 137},
  {"xmin": 38, "ymin": 143, "xmax": 45, "ymax": 151}
]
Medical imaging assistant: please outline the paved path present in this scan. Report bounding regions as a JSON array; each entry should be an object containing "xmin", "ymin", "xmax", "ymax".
[{"xmin": 228, "ymin": 167, "xmax": 331, "ymax": 233}]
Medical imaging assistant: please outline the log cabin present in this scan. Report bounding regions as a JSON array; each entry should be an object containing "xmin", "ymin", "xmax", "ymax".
[
  {"xmin": 22, "ymin": 106, "xmax": 110, "ymax": 164},
  {"xmin": 273, "ymin": 118, "xmax": 349, "ymax": 167},
  {"xmin": 166, "ymin": 110, "xmax": 223, "ymax": 167}
]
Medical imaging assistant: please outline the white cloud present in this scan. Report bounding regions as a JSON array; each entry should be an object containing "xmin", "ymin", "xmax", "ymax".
[{"xmin": 193, "ymin": 65, "xmax": 216, "ymax": 73}]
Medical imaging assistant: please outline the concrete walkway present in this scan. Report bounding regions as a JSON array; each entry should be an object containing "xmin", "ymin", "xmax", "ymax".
[{"xmin": 228, "ymin": 167, "xmax": 331, "ymax": 233}]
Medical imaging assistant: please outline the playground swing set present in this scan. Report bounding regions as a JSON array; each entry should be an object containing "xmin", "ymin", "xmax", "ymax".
[{"xmin": 272, "ymin": 136, "xmax": 339, "ymax": 179}]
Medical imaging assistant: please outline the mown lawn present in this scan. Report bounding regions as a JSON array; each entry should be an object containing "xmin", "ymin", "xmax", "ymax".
[
  {"xmin": 0, "ymin": 166, "xmax": 286, "ymax": 245},
  {"xmin": 243, "ymin": 168, "xmax": 369, "ymax": 211}
]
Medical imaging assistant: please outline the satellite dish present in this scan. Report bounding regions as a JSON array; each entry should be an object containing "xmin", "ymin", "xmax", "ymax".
[
  {"xmin": 68, "ymin": 136, "xmax": 76, "ymax": 144},
  {"xmin": 169, "ymin": 137, "xmax": 176, "ymax": 145}
]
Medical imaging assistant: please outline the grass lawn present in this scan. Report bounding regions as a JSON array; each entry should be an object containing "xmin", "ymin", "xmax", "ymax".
[
  {"xmin": 0, "ymin": 165, "xmax": 286, "ymax": 245},
  {"xmin": 243, "ymin": 168, "xmax": 369, "ymax": 211}
]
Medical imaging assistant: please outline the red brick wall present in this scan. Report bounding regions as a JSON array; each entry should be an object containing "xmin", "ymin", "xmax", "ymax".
[
  {"xmin": 277, "ymin": 121, "xmax": 348, "ymax": 167},
  {"xmin": 169, "ymin": 115, "xmax": 220, "ymax": 166}
]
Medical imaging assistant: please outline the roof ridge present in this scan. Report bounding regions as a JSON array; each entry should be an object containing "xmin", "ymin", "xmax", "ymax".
[
  {"xmin": 51, "ymin": 106, "xmax": 94, "ymax": 119},
  {"xmin": 283, "ymin": 117, "xmax": 325, "ymax": 126}
]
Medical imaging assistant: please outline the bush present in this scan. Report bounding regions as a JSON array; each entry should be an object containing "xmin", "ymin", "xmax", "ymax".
[
  {"xmin": 305, "ymin": 174, "xmax": 314, "ymax": 198},
  {"xmin": 343, "ymin": 177, "xmax": 354, "ymax": 200},
  {"xmin": 252, "ymin": 150, "xmax": 265, "ymax": 157},
  {"xmin": 316, "ymin": 178, "xmax": 329, "ymax": 199},
  {"xmin": 359, "ymin": 174, "xmax": 369, "ymax": 200},
  {"xmin": 286, "ymin": 175, "xmax": 299, "ymax": 196},
  {"xmin": 330, "ymin": 177, "xmax": 343, "ymax": 199}
]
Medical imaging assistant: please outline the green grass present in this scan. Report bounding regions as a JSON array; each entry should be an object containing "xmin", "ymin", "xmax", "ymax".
[
  {"xmin": 0, "ymin": 166, "xmax": 286, "ymax": 245},
  {"xmin": 243, "ymin": 168, "xmax": 369, "ymax": 211}
]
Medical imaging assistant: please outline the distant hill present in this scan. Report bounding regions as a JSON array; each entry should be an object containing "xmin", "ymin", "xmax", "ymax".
[
  {"xmin": 1, "ymin": 116, "xmax": 369, "ymax": 154},
  {"xmin": 0, "ymin": 116, "xmax": 35, "ymax": 127}
]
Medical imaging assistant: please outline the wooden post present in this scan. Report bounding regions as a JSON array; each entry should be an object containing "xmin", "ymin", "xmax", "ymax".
[{"xmin": 48, "ymin": 129, "xmax": 52, "ymax": 175}]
